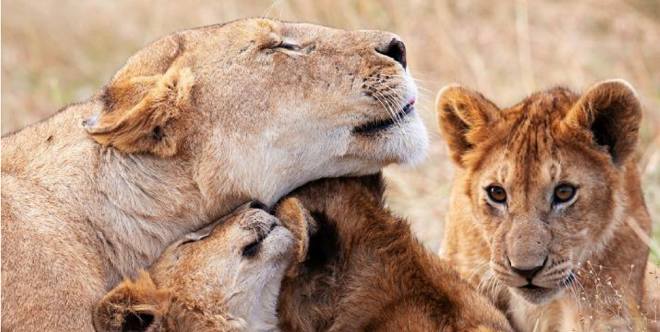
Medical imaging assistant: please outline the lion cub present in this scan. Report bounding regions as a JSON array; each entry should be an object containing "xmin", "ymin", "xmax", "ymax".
[
  {"xmin": 277, "ymin": 174, "xmax": 513, "ymax": 332},
  {"xmin": 436, "ymin": 80, "xmax": 658, "ymax": 331},
  {"xmin": 94, "ymin": 200, "xmax": 310, "ymax": 332}
]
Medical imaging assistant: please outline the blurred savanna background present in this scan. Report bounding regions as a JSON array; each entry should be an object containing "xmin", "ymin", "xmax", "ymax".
[{"xmin": 2, "ymin": 0, "xmax": 659, "ymax": 262}]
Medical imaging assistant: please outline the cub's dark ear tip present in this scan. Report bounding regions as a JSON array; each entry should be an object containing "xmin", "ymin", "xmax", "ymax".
[{"xmin": 249, "ymin": 201, "xmax": 269, "ymax": 212}]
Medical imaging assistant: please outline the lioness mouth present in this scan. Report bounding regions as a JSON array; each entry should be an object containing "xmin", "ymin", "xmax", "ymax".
[{"xmin": 353, "ymin": 101, "xmax": 415, "ymax": 134}]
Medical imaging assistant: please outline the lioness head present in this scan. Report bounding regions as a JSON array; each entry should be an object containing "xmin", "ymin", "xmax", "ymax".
[
  {"xmin": 94, "ymin": 199, "xmax": 309, "ymax": 332},
  {"xmin": 85, "ymin": 18, "xmax": 427, "ymax": 205},
  {"xmin": 436, "ymin": 80, "xmax": 643, "ymax": 304}
]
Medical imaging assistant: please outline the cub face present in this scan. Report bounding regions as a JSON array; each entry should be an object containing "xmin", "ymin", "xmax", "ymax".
[
  {"xmin": 94, "ymin": 200, "xmax": 309, "ymax": 332},
  {"xmin": 436, "ymin": 80, "xmax": 643, "ymax": 304},
  {"xmin": 85, "ymin": 19, "xmax": 428, "ymax": 203}
]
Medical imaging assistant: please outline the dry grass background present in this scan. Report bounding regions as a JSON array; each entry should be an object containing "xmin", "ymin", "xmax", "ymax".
[{"xmin": 2, "ymin": 0, "xmax": 659, "ymax": 262}]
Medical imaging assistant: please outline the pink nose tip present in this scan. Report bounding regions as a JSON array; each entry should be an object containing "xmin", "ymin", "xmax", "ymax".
[{"xmin": 409, "ymin": 98, "xmax": 416, "ymax": 105}]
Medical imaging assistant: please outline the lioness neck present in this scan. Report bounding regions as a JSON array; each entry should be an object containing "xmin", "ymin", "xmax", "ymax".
[{"xmin": 1, "ymin": 102, "xmax": 243, "ymax": 282}]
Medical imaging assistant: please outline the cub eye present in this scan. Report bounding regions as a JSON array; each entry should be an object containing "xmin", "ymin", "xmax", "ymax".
[
  {"xmin": 178, "ymin": 234, "xmax": 209, "ymax": 247},
  {"xmin": 554, "ymin": 184, "xmax": 577, "ymax": 204},
  {"xmin": 486, "ymin": 185, "xmax": 507, "ymax": 204},
  {"xmin": 242, "ymin": 240, "xmax": 261, "ymax": 258}
]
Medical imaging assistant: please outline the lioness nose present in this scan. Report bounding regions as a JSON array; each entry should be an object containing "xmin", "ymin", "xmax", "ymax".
[
  {"xmin": 377, "ymin": 38, "xmax": 407, "ymax": 69},
  {"xmin": 510, "ymin": 258, "xmax": 546, "ymax": 281}
]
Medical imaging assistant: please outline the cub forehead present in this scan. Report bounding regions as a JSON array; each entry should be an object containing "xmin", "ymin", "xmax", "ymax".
[
  {"xmin": 477, "ymin": 152, "xmax": 563, "ymax": 186},
  {"xmin": 502, "ymin": 87, "xmax": 578, "ymax": 122},
  {"xmin": 214, "ymin": 208, "xmax": 276, "ymax": 232}
]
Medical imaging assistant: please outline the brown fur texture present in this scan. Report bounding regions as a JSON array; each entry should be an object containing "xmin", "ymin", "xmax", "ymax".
[
  {"xmin": 436, "ymin": 80, "xmax": 658, "ymax": 331},
  {"xmin": 94, "ymin": 200, "xmax": 309, "ymax": 332},
  {"xmin": 1, "ymin": 19, "xmax": 428, "ymax": 332},
  {"xmin": 276, "ymin": 174, "xmax": 513, "ymax": 332}
]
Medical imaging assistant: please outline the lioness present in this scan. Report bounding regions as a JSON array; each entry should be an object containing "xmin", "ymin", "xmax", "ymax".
[
  {"xmin": 277, "ymin": 174, "xmax": 513, "ymax": 332},
  {"xmin": 1, "ymin": 19, "xmax": 428, "ymax": 332},
  {"xmin": 435, "ymin": 80, "xmax": 658, "ymax": 331},
  {"xmin": 93, "ymin": 199, "xmax": 309, "ymax": 332}
]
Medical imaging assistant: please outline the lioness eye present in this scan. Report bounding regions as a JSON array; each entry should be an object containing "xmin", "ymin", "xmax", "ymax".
[
  {"xmin": 554, "ymin": 184, "xmax": 576, "ymax": 204},
  {"xmin": 486, "ymin": 185, "xmax": 507, "ymax": 204},
  {"xmin": 278, "ymin": 42, "xmax": 300, "ymax": 51}
]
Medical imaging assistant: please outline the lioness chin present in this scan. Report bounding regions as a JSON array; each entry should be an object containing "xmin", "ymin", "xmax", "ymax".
[
  {"xmin": 1, "ymin": 18, "xmax": 428, "ymax": 332},
  {"xmin": 436, "ymin": 80, "xmax": 658, "ymax": 331}
]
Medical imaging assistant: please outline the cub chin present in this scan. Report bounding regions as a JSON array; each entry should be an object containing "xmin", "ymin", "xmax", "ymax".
[
  {"xmin": 276, "ymin": 174, "xmax": 513, "ymax": 332},
  {"xmin": 93, "ymin": 200, "xmax": 310, "ymax": 332},
  {"xmin": 436, "ymin": 80, "xmax": 658, "ymax": 331}
]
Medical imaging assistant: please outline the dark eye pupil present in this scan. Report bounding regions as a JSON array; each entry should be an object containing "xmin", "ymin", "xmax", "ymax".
[
  {"xmin": 554, "ymin": 185, "xmax": 575, "ymax": 203},
  {"xmin": 242, "ymin": 241, "xmax": 260, "ymax": 257},
  {"xmin": 487, "ymin": 186, "xmax": 507, "ymax": 203}
]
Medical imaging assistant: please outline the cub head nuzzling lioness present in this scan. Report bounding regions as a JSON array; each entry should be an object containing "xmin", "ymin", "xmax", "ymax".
[
  {"xmin": 436, "ymin": 80, "xmax": 656, "ymax": 331},
  {"xmin": 2, "ymin": 19, "xmax": 427, "ymax": 332},
  {"xmin": 94, "ymin": 199, "xmax": 309, "ymax": 332},
  {"xmin": 277, "ymin": 174, "xmax": 513, "ymax": 332}
]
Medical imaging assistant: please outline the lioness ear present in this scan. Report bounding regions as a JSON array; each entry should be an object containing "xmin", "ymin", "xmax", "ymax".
[
  {"xmin": 85, "ymin": 35, "xmax": 194, "ymax": 157},
  {"xmin": 94, "ymin": 271, "xmax": 167, "ymax": 332},
  {"xmin": 435, "ymin": 84, "xmax": 501, "ymax": 167},
  {"xmin": 275, "ymin": 198, "xmax": 314, "ymax": 275},
  {"xmin": 563, "ymin": 79, "xmax": 642, "ymax": 164}
]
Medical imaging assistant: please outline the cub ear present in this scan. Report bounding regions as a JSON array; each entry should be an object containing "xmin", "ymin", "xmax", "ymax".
[
  {"xmin": 562, "ymin": 79, "xmax": 642, "ymax": 164},
  {"xmin": 435, "ymin": 84, "xmax": 501, "ymax": 167},
  {"xmin": 275, "ymin": 198, "xmax": 315, "ymax": 275},
  {"xmin": 94, "ymin": 271, "xmax": 167, "ymax": 332},
  {"xmin": 85, "ymin": 35, "xmax": 194, "ymax": 157}
]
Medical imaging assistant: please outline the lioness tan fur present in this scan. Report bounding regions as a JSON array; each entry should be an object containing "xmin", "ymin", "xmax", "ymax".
[
  {"xmin": 94, "ymin": 199, "xmax": 309, "ymax": 332},
  {"xmin": 1, "ymin": 19, "xmax": 428, "ymax": 332},
  {"xmin": 436, "ymin": 80, "xmax": 658, "ymax": 331},
  {"xmin": 276, "ymin": 174, "xmax": 513, "ymax": 332}
]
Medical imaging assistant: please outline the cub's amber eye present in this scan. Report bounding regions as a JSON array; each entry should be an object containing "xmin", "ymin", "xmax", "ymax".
[
  {"xmin": 486, "ymin": 185, "xmax": 507, "ymax": 204},
  {"xmin": 554, "ymin": 184, "xmax": 576, "ymax": 204}
]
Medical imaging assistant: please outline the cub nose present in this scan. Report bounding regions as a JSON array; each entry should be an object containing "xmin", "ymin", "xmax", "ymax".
[
  {"xmin": 377, "ymin": 38, "xmax": 407, "ymax": 69},
  {"xmin": 248, "ymin": 201, "xmax": 269, "ymax": 212},
  {"xmin": 510, "ymin": 258, "xmax": 547, "ymax": 281}
]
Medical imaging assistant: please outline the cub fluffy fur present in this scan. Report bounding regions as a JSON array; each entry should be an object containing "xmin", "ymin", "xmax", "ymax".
[
  {"xmin": 277, "ymin": 174, "xmax": 513, "ymax": 332},
  {"xmin": 1, "ymin": 19, "xmax": 428, "ymax": 332},
  {"xmin": 436, "ymin": 80, "xmax": 658, "ymax": 331},
  {"xmin": 94, "ymin": 199, "xmax": 309, "ymax": 332}
]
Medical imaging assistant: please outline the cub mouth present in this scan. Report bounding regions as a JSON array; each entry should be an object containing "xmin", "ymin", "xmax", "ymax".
[
  {"xmin": 514, "ymin": 283, "xmax": 558, "ymax": 304},
  {"xmin": 353, "ymin": 100, "xmax": 415, "ymax": 134},
  {"xmin": 513, "ymin": 272, "xmax": 575, "ymax": 304}
]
